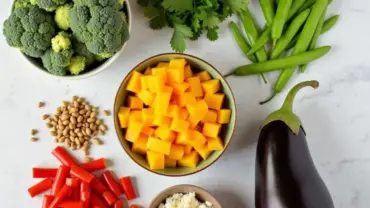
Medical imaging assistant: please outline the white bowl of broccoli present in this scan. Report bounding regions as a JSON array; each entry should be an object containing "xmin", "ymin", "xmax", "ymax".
[{"xmin": 4, "ymin": 0, "xmax": 131, "ymax": 79}]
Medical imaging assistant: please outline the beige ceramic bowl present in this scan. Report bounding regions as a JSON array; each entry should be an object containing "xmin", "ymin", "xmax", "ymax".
[{"xmin": 149, "ymin": 185, "xmax": 222, "ymax": 208}]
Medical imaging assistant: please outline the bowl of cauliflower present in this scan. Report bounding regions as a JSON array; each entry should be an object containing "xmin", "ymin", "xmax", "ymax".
[{"xmin": 3, "ymin": 0, "xmax": 131, "ymax": 79}]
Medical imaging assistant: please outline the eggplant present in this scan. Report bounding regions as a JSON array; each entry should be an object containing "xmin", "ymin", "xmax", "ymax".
[{"xmin": 255, "ymin": 81, "xmax": 334, "ymax": 208}]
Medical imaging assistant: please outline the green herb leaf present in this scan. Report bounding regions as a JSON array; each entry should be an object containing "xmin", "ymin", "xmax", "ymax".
[
  {"xmin": 207, "ymin": 28, "xmax": 218, "ymax": 41},
  {"xmin": 203, "ymin": 14, "xmax": 220, "ymax": 29},
  {"xmin": 162, "ymin": 0, "xmax": 193, "ymax": 13},
  {"xmin": 150, "ymin": 11, "xmax": 167, "ymax": 30},
  {"xmin": 223, "ymin": 0, "xmax": 248, "ymax": 12},
  {"xmin": 144, "ymin": 6, "xmax": 160, "ymax": 18},
  {"xmin": 170, "ymin": 24, "xmax": 193, "ymax": 52}
]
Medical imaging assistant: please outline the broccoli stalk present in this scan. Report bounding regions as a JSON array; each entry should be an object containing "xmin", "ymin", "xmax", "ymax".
[{"xmin": 55, "ymin": 4, "xmax": 71, "ymax": 30}]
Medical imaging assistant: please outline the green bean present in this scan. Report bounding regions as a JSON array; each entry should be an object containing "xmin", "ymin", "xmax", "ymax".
[
  {"xmin": 224, "ymin": 46, "xmax": 331, "ymax": 77},
  {"xmin": 287, "ymin": 0, "xmax": 308, "ymax": 20},
  {"xmin": 229, "ymin": 21, "xmax": 258, "ymax": 63},
  {"xmin": 272, "ymin": 0, "xmax": 293, "ymax": 44},
  {"xmin": 259, "ymin": 0, "xmax": 275, "ymax": 25},
  {"xmin": 263, "ymin": 0, "xmax": 329, "ymax": 104},
  {"xmin": 271, "ymin": 9, "xmax": 311, "ymax": 59},
  {"xmin": 297, "ymin": 0, "xmax": 316, "ymax": 14},
  {"xmin": 247, "ymin": 27, "xmax": 271, "ymax": 56}
]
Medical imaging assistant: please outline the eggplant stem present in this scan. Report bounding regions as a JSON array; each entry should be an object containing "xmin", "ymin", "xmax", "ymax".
[{"xmin": 281, "ymin": 80, "xmax": 319, "ymax": 111}]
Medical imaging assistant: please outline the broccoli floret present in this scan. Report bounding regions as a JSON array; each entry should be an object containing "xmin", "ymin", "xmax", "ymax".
[
  {"xmin": 42, "ymin": 49, "xmax": 67, "ymax": 76},
  {"xmin": 70, "ymin": 0, "xmax": 130, "ymax": 55},
  {"xmin": 55, "ymin": 4, "xmax": 71, "ymax": 30},
  {"xmin": 68, "ymin": 56, "xmax": 86, "ymax": 75},
  {"xmin": 52, "ymin": 31, "xmax": 71, "ymax": 53},
  {"xmin": 95, "ymin": 52, "xmax": 113, "ymax": 62},
  {"xmin": 73, "ymin": 38, "xmax": 95, "ymax": 65},
  {"xmin": 31, "ymin": 0, "xmax": 68, "ymax": 11},
  {"xmin": 119, "ymin": 0, "xmax": 124, "ymax": 9},
  {"xmin": 14, "ymin": 0, "xmax": 32, "ymax": 8},
  {"xmin": 3, "ymin": 7, "xmax": 56, "ymax": 58}
]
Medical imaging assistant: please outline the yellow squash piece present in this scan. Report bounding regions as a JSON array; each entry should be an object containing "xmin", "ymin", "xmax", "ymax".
[
  {"xmin": 184, "ymin": 65, "xmax": 193, "ymax": 79},
  {"xmin": 140, "ymin": 76, "xmax": 149, "ymax": 90},
  {"xmin": 118, "ymin": 107, "xmax": 130, "ymax": 128},
  {"xmin": 194, "ymin": 144, "xmax": 212, "ymax": 160},
  {"xmin": 204, "ymin": 93, "xmax": 225, "ymax": 110},
  {"xmin": 141, "ymin": 126, "xmax": 155, "ymax": 136},
  {"xmin": 167, "ymin": 104, "xmax": 181, "ymax": 118},
  {"xmin": 186, "ymin": 76, "xmax": 203, "ymax": 97},
  {"xmin": 125, "ymin": 120, "xmax": 143, "ymax": 142},
  {"xmin": 179, "ymin": 108, "xmax": 189, "ymax": 120},
  {"xmin": 178, "ymin": 151, "xmax": 200, "ymax": 168},
  {"xmin": 202, "ymin": 122, "xmax": 222, "ymax": 138},
  {"xmin": 177, "ymin": 92, "xmax": 196, "ymax": 107},
  {"xmin": 168, "ymin": 144, "xmax": 185, "ymax": 160},
  {"xmin": 157, "ymin": 62, "xmax": 169, "ymax": 68},
  {"xmin": 217, "ymin": 109, "xmax": 231, "ymax": 124},
  {"xmin": 142, "ymin": 108, "xmax": 155, "ymax": 126},
  {"xmin": 137, "ymin": 90, "xmax": 154, "ymax": 106},
  {"xmin": 152, "ymin": 116, "xmax": 172, "ymax": 128},
  {"xmin": 155, "ymin": 91, "xmax": 172, "ymax": 116},
  {"xmin": 170, "ymin": 118, "xmax": 190, "ymax": 133},
  {"xmin": 126, "ymin": 71, "xmax": 142, "ymax": 93},
  {"xmin": 169, "ymin": 58, "xmax": 186, "ymax": 69},
  {"xmin": 128, "ymin": 96, "xmax": 143, "ymax": 109},
  {"xmin": 147, "ymin": 150, "xmax": 165, "ymax": 170},
  {"xmin": 147, "ymin": 75, "xmax": 164, "ymax": 93},
  {"xmin": 128, "ymin": 110, "xmax": 142, "ymax": 123},
  {"xmin": 201, "ymin": 109, "xmax": 217, "ymax": 123},
  {"xmin": 144, "ymin": 67, "xmax": 152, "ymax": 75},
  {"xmin": 132, "ymin": 134, "xmax": 149, "ymax": 155},
  {"xmin": 165, "ymin": 157, "xmax": 177, "ymax": 168},
  {"xmin": 184, "ymin": 145, "xmax": 193, "ymax": 154},
  {"xmin": 188, "ymin": 130, "xmax": 207, "ymax": 147},
  {"xmin": 207, "ymin": 137, "xmax": 224, "ymax": 151},
  {"xmin": 170, "ymin": 82, "xmax": 189, "ymax": 94},
  {"xmin": 196, "ymin": 71, "xmax": 211, "ymax": 82},
  {"xmin": 147, "ymin": 136, "xmax": 172, "ymax": 155},
  {"xmin": 201, "ymin": 79, "xmax": 220, "ymax": 95},
  {"xmin": 154, "ymin": 126, "xmax": 176, "ymax": 142},
  {"xmin": 167, "ymin": 68, "xmax": 184, "ymax": 83},
  {"xmin": 175, "ymin": 132, "xmax": 192, "ymax": 146},
  {"xmin": 152, "ymin": 67, "xmax": 168, "ymax": 83}
]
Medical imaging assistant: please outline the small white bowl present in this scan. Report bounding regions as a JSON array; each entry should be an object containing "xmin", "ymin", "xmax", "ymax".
[{"xmin": 22, "ymin": 0, "xmax": 132, "ymax": 80}]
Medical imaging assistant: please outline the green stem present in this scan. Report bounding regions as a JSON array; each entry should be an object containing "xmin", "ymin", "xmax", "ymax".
[
  {"xmin": 259, "ymin": 93, "xmax": 276, "ymax": 105},
  {"xmin": 261, "ymin": 80, "xmax": 319, "ymax": 135}
]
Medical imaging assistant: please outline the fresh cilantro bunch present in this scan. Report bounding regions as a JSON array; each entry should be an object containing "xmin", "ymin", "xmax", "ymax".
[{"xmin": 138, "ymin": 0, "xmax": 247, "ymax": 52}]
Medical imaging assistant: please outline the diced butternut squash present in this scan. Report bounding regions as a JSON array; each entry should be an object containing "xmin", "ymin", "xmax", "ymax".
[
  {"xmin": 142, "ymin": 126, "xmax": 155, "ymax": 136},
  {"xmin": 128, "ymin": 96, "xmax": 143, "ymax": 109},
  {"xmin": 118, "ymin": 107, "xmax": 130, "ymax": 128},
  {"xmin": 126, "ymin": 71, "xmax": 142, "ymax": 93},
  {"xmin": 204, "ymin": 93, "xmax": 225, "ymax": 110},
  {"xmin": 125, "ymin": 120, "xmax": 143, "ymax": 142},
  {"xmin": 175, "ymin": 132, "xmax": 192, "ymax": 146},
  {"xmin": 196, "ymin": 71, "xmax": 211, "ymax": 82},
  {"xmin": 132, "ymin": 134, "xmax": 148, "ymax": 155},
  {"xmin": 207, "ymin": 137, "xmax": 224, "ymax": 151},
  {"xmin": 201, "ymin": 79, "xmax": 220, "ymax": 95},
  {"xmin": 187, "ymin": 130, "xmax": 206, "ymax": 148},
  {"xmin": 167, "ymin": 104, "xmax": 181, "ymax": 118},
  {"xmin": 137, "ymin": 89, "xmax": 154, "ymax": 106},
  {"xmin": 140, "ymin": 76, "xmax": 149, "ymax": 90},
  {"xmin": 144, "ymin": 67, "xmax": 152, "ymax": 75},
  {"xmin": 129, "ymin": 110, "xmax": 142, "ymax": 123},
  {"xmin": 202, "ymin": 122, "xmax": 221, "ymax": 138},
  {"xmin": 184, "ymin": 145, "xmax": 193, "ymax": 154},
  {"xmin": 186, "ymin": 100, "xmax": 208, "ymax": 125},
  {"xmin": 217, "ymin": 109, "xmax": 231, "ymax": 124},
  {"xmin": 165, "ymin": 157, "xmax": 177, "ymax": 168},
  {"xmin": 154, "ymin": 127, "xmax": 176, "ymax": 142},
  {"xmin": 147, "ymin": 151, "xmax": 165, "ymax": 170},
  {"xmin": 169, "ymin": 58, "xmax": 186, "ymax": 69},
  {"xmin": 152, "ymin": 67, "xmax": 167, "ymax": 83},
  {"xmin": 170, "ymin": 118, "xmax": 189, "ymax": 133},
  {"xmin": 170, "ymin": 82, "xmax": 189, "ymax": 94},
  {"xmin": 168, "ymin": 144, "xmax": 185, "ymax": 160},
  {"xmin": 194, "ymin": 144, "xmax": 212, "ymax": 160},
  {"xmin": 167, "ymin": 68, "xmax": 184, "ymax": 83},
  {"xmin": 147, "ymin": 75, "xmax": 164, "ymax": 93},
  {"xmin": 147, "ymin": 137, "xmax": 172, "ymax": 155},
  {"xmin": 187, "ymin": 115, "xmax": 201, "ymax": 129},
  {"xmin": 201, "ymin": 109, "xmax": 217, "ymax": 123},
  {"xmin": 184, "ymin": 65, "xmax": 193, "ymax": 79},
  {"xmin": 186, "ymin": 76, "xmax": 203, "ymax": 97},
  {"xmin": 142, "ymin": 108, "xmax": 154, "ymax": 126},
  {"xmin": 178, "ymin": 151, "xmax": 200, "ymax": 168},
  {"xmin": 177, "ymin": 92, "xmax": 196, "ymax": 107},
  {"xmin": 179, "ymin": 108, "xmax": 189, "ymax": 120},
  {"xmin": 191, "ymin": 124, "xmax": 202, "ymax": 132},
  {"xmin": 152, "ymin": 116, "xmax": 172, "ymax": 127},
  {"xmin": 157, "ymin": 62, "xmax": 169, "ymax": 68},
  {"xmin": 154, "ymin": 91, "xmax": 171, "ymax": 116}
]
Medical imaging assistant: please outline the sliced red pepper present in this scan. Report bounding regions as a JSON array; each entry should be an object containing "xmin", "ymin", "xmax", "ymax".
[
  {"xmin": 91, "ymin": 177, "xmax": 109, "ymax": 194},
  {"xmin": 80, "ymin": 158, "xmax": 106, "ymax": 172},
  {"xmin": 102, "ymin": 191, "xmax": 117, "ymax": 205},
  {"xmin": 66, "ymin": 178, "xmax": 80, "ymax": 200},
  {"xmin": 52, "ymin": 146, "xmax": 77, "ymax": 167},
  {"xmin": 70, "ymin": 165, "xmax": 95, "ymax": 183},
  {"xmin": 58, "ymin": 200, "xmax": 84, "ymax": 208},
  {"xmin": 130, "ymin": 205, "xmax": 141, "ymax": 208},
  {"xmin": 42, "ymin": 195, "xmax": 54, "ymax": 208},
  {"xmin": 91, "ymin": 192, "xmax": 108, "ymax": 208},
  {"xmin": 51, "ymin": 165, "xmax": 70, "ymax": 196},
  {"xmin": 80, "ymin": 191, "xmax": 91, "ymax": 208},
  {"xmin": 80, "ymin": 181, "xmax": 90, "ymax": 192},
  {"xmin": 49, "ymin": 185, "xmax": 72, "ymax": 208},
  {"xmin": 113, "ymin": 199, "xmax": 123, "ymax": 208},
  {"xmin": 33, "ymin": 168, "xmax": 58, "ymax": 178},
  {"xmin": 120, "ymin": 176, "xmax": 137, "ymax": 200},
  {"xmin": 28, "ymin": 178, "xmax": 53, "ymax": 198},
  {"xmin": 102, "ymin": 170, "xmax": 122, "ymax": 197}
]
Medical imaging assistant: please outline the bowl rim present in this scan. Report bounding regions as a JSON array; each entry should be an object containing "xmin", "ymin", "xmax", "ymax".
[
  {"xmin": 18, "ymin": 0, "xmax": 132, "ymax": 80},
  {"xmin": 113, "ymin": 53, "xmax": 237, "ymax": 177},
  {"xmin": 148, "ymin": 184, "xmax": 222, "ymax": 208}
]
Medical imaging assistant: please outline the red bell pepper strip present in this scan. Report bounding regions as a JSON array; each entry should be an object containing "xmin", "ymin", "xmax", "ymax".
[
  {"xmin": 28, "ymin": 178, "xmax": 53, "ymax": 198},
  {"xmin": 58, "ymin": 201, "xmax": 84, "ymax": 208},
  {"xmin": 52, "ymin": 146, "xmax": 77, "ymax": 167},
  {"xmin": 102, "ymin": 191, "xmax": 117, "ymax": 205},
  {"xmin": 33, "ymin": 168, "xmax": 58, "ymax": 178},
  {"xmin": 80, "ymin": 191, "xmax": 91, "ymax": 208},
  {"xmin": 80, "ymin": 158, "xmax": 106, "ymax": 172},
  {"xmin": 70, "ymin": 165, "xmax": 95, "ymax": 184},
  {"xmin": 130, "ymin": 205, "xmax": 141, "ymax": 208},
  {"xmin": 91, "ymin": 178, "xmax": 109, "ymax": 194},
  {"xmin": 49, "ymin": 185, "xmax": 72, "ymax": 208},
  {"xmin": 91, "ymin": 192, "xmax": 108, "ymax": 208},
  {"xmin": 120, "ymin": 176, "xmax": 137, "ymax": 200},
  {"xmin": 80, "ymin": 181, "xmax": 90, "ymax": 192},
  {"xmin": 113, "ymin": 199, "xmax": 123, "ymax": 208},
  {"xmin": 51, "ymin": 166, "xmax": 69, "ymax": 196},
  {"xmin": 102, "ymin": 170, "xmax": 122, "ymax": 197},
  {"xmin": 42, "ymin": 195, "xmax": 54, "ymax": 208},
  {"xmin": 66, "ymin": 178, "xmax": 80, "ymax": 200}
]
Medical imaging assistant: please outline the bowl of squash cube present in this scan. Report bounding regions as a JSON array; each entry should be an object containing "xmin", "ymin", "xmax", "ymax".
[{"xmin": 114, "ymin": 54, "xmax": 236, "ymax": 176}]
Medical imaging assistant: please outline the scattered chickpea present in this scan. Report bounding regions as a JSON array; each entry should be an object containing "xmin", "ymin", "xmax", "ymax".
[
  {"xmin": 103, "ymin": 110, "xmax": 111, "ymax": 116},
  {"xmin": 31, "ymin": 129, "xmax": 38, "ymax": 136},
  {"xmin": 93, "ymin": 138, "xmax": 103, "ymax": 145},
  {"xmin": 30, "ymin": 137, "xmax": 38, "ymax": 142},
  {"xmin": 38, "ymin": 101, "xmax": 45, "ymax": 108}
]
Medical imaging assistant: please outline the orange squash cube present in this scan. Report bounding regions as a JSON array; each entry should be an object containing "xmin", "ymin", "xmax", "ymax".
[
  {"xmin": 217, "ymin": 109, "xmax": 231, "ymax": 124},
  {"xmin": 167, "ymin": 68, "xmax": 184, "ymax": 83},
  {"xmin": 168, "ymin": 144, "xmax": 185, "ymax": 160},
  {"xmin": 137, "ymin": 89, "xmax": 154, "ymax": 106},
  {"xmin": 170, "ymin": 118, "xmax": 189, "ymax": 133},
  {"xmin": 204, "ymin": 93, "xmax": 225, "ymax": 110},
  {"xmin": 188, "ymin": 130, "xmax": 207, "ymax": 147},
  {"xmin": 147, "ymin": 150, "xmax": 165, "ymax": 170},
  {"xmin": 128, "ymin": 96, "xmax": 143, "ymax": 109},
  {"xmin": 157, "ymin": 62, "xmax": 169, "ymax": 68},
  {"xmin": 140, "ymin": 76, "xmax": 149, "ymax": 90},
  {"xmin": 125, "ymin": 120, "xmax": 143, "ymax": 142},
  {"xmin": 184, "ymin": 145, "xmax": 193, "ymax": 154},
  {"xmin": 154, "ymin": 91, "xmax": 171, "ymax": 116},
  {"xmin": 186, "ymin": 100, "xmax": 208, "ymax": 125},
  {"xmin": 184, "ymin": 65, "xmax": 193, "ymax": 79},
  {"xmin": 175, "ymin": 132, "xmax": 192, "ymax": 146},
  {"xmin": 179, "ymin": 108, "xmax": 189, "ymax": 120},
  {"xmin": 118, "ymin": 107, "xmax": 130, "ymax": 128},
  {"xmin": 186, "ymin": 76, "xmax": 203, "ymax": 97},
  {"xmin": 202, "ymin": 122, "xmax": 222, "ymax": 138},
  {"xmin": 142, "ymin": 126, "xmax": 155, "ymax": 136},
  {"xmin": 170, "ymin": 82, "xmax": 189, "ymax": 94},
  {"xmin": 169, "ymin": 58, "xmax": 186, "ymax": 69},
  {"xmin": 126, "ymin": 71, "xmax": 142, "ymax": 93},
  {"xmin": 201, "ymin": 79, "xmax": 220, "ymax": 95},
  {"xmin": 167, "ymin": 104, "xmax": 181, "ymax": 118},
  {"xmin": 144, "ymin": 67, "xmax": 152, "ymax": 75},
  {"xmin": 128, "ymin": 110, "xmax": 142, "ymax": 123},
  {"xmin": 187, "ymin": 115, "xmax": 201, "ymax": 129},
  {"xmin": 207, "ymin": 137, "xmax": 224, "ymax": 151},
  {"xmin": 132, "ymin": 134, "xmax": 149, "ymax": 155},
  {"xmin": 154, "ymin": 127, "xmax": 176, "ymax": 142},
  {"xmin": 152, "ymin": 116, "xmax": 172, "ymax": 127},
  {"xmin": 152, "ymin": 67, "xmax": 167, "ymax": 83},
  {"xmin": 196, "ymin": 71, "xmax": 211, "ymax": 82},
  {"xmin": 194, "ymin": 144, "xmax": 212, "ymax": 160},
  {"xmin": 201, "ymin": 109, "xmax": 217, "ymax": 123},
  {"xmin": 177, "ymin": 92, "xmax": 196, "ymax": 107},
  {"xmin": 165, "ymin": 157, "xmax": 177, "ymax": 168},
  {"xmin": 142, "ymin": 108, "xmax": 154, "ymax": 126},
  {"xmin": 178, "ymin": 151, "xmax": 200, "ymax": 168},
  {"xmin": 147, "ymin": 75, "xmax": 164, "ymax": 93},
  {"xmin": 147, "ymin": 137, "xmax": 172, "ymax": 155}
]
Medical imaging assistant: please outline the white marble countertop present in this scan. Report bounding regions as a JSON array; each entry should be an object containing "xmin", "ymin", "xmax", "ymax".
[{"xmin": 0, "ymin": 0, "xmax": 369, "ymax": 207}]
